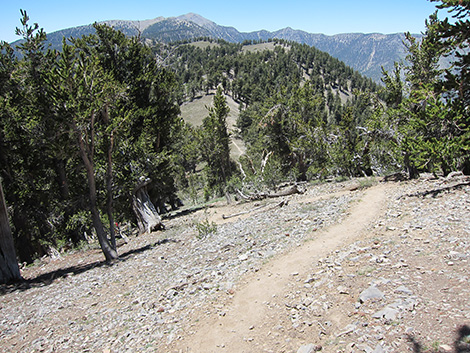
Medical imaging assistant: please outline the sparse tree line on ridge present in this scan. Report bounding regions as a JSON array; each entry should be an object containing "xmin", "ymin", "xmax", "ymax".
[{"xmin": 0, "ymin": 0, "xmax": 468, "ymax": 283}]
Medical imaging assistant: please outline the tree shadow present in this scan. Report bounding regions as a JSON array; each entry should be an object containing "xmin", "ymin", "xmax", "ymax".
[
  {"xmin": 118, "ymin": 238, "xmax": 179, "ymax": 260},
  {"xmin": 405, "ymin": 181, "xmax": 470, "ymax": 199},
  {"xmin": 407, "ymin": 325, "xmax": 470, "ymax": 352},
  {"xmin": 0, "ymin": 238, "xmax": 179, "ymax": 295},
  {"xmin": 162, "ymin": 204, "xmax": 210, "ymax": 220}
]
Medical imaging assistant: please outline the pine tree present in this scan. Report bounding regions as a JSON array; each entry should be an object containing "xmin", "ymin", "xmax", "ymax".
[
  {"xmin": 200, "ymin": 86, "xmax": 232, "ymax": 196},
  {"xmin": 377, "ymin": 9, "xmax": 466, "ymax": 177},
  {"xmin": 431, "ymin": 0, "xmax": 470, "ymax": 173}
]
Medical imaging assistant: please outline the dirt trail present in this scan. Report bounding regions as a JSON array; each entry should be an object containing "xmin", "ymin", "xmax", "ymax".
[{"xmin": 172, "ymin": 183, "xmax": 390, "ymax": 352}]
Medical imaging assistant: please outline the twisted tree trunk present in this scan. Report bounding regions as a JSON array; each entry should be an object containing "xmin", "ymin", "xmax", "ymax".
[{"xmin": 133, "ymin": 177, "xmax": 164, "ymax": 235}]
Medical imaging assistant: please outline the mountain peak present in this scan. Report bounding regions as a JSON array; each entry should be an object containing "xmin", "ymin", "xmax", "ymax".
[
  {"xmin": 102, "ymin": 17, "xmax": 164, "ymax": 32},
  {"xmin": 177, "ymin": 13, "xmax": 215, "ymax": 29}
]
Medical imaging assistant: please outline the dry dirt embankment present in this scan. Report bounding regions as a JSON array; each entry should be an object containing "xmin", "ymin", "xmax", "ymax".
[{"xmin": 1, "ymin": 177, "xmax": 469, "ymax": 353}]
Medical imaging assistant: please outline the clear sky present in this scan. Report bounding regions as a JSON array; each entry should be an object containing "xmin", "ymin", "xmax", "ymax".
[{"xmin": 1, "ymin": 0, "xmax": 445, "ymax": 44}]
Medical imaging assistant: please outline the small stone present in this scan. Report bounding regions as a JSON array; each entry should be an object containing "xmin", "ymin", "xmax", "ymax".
[
  {"xmin": 239, "ymin": 254, "xmax": 249, "ymax": 261},
  {"xmin": 304, "ymin": 277, "xmax": 315, "ymax": 284},
  {"xmin": 336, "ymin": 323, "xmax": 356, "ymax": 337},
  {"xmin": 297, "ymin": 343, "xmax": 322, "ymax": 353},
  {"xmin": 356, "ymin": 343, "xmax": 373, "ymax": 353},
  {"xmin": 395, "ymin": 285, "xmax": 413, "ymax": 295},
  {"xmin": 202, "ymin": 283, "xmax": 212, "ymax": 290},
  {"xmin": 447, "ymin": 251, "xmax": 467, "ymax": 260},
  {"xmin": 359, "ymin": 285, "xmax": 384, "ymax": 303},
  {"xmin": 372, "ymin": 343, "xmax": 385, "ymax": 353},
  {"xmin": 390, "ymin": 298, "xmax": 417, "ymax": 311},
  {"xmin": 302, "ymin": 297, "xmax": 313, "ymax": 307},
  {"xmin": 337, "ymin": 285, "xmax": 349, "ymax": 294},
  {"xmin": 372, "ymin": 307, "xmax": 399, "ymax": 321},
  {"xmin": 440, "ymin": 344, "xmax": 452, "ymax": 352}
]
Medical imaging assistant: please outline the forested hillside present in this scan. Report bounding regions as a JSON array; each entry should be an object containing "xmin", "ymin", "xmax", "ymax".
[
  {"xmin": 163, "ymin": 39, "xmax": 378, "ymax": 105},
  {"xmin": 158, "ymin": 38, "xmax": 382, "ymax": 183},
  {"xmin": 9, "ymin": 13, "xmax": 413, "ymax": 82},
  {"xmin": 1, "ymin": 0, "xmax": 469, "ymax": 277}
]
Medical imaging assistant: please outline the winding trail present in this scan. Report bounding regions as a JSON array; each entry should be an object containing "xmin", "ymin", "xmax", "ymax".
[{"xmin": 171, "ymin": 183, "xmax": 390, "ymax": 352}]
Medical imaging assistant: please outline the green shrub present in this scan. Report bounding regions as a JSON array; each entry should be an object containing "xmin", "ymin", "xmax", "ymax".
[{"xmin": 194, "ymin": 218, "xmax": 217, "ymax": 239}]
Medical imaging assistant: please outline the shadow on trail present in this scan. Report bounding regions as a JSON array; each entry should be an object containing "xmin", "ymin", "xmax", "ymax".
[
  {"xmin": 408, "ymin": 325, "xmax": 470, "ymax": 352},
  {"xmin": 404, "ymin": 181, "xmax": 470, "ymax": 199},
  {"xmin": 161, "ymin": 204, "xmax": 210, "ymax": 220},
  {"xmin": 0, "ymin": 238, "xmax": 179, "ymax": 296}
]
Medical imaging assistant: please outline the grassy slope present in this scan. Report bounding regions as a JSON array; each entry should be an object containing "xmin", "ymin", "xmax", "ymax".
[{"xmin": 179, "ymin": 92, "xmax": 246, "ymax": 160}]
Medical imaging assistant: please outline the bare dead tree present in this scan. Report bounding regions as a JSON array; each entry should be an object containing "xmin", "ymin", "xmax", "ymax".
[{"xmin": 132, "ymin": 177, "xmax": 164, "ymax": 234}]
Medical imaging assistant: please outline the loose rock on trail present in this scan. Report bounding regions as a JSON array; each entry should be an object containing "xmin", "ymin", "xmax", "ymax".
[{"xmin": 1, "ymin": 176, "xmax": 469, "ymax": 353}]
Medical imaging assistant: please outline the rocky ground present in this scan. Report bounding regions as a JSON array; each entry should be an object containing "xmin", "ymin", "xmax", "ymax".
[{"xmin": 1, "ymin": 175, "xmax": 469, "ymax": 353}]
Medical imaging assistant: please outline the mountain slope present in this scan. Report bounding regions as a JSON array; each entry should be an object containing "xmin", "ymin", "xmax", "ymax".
[
  {"xmin": 11, "ymin": 13, "xmax": 411, "ymax": 81},
  {"xmin": 174, "ymin": 13, "xmax": 410, "ymax": 81},
  {"xmin": 303, "ymin": 32, "xmax": 408, "ymax": 82}
]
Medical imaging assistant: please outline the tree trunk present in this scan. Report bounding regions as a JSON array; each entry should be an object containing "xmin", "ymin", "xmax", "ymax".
[
  {"xmin": 404, "ymin": 152, "xmax": 419, "ymax": 179},
  {"xmin": 74, "ymin": 120, "xmax": 118, "ymax": 262},
  {"xmin": 103, "ymin": 105, "xmax": 117, "ymax": 250},
  {"xmin": 0, "ymin": 179, "xmax": 22, "ymax": 284},
  {"xmin": 133, "ymin": 177, "xmax": 164, "ymax": 234},
  {"xmin": 105, "ymin": 130, "xmax": 116, "ymax": 250}
]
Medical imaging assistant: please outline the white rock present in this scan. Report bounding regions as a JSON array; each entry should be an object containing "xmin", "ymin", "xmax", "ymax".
[{"xmin": 359, "ymin": 285, "xmax": 384, "ymax": 303}]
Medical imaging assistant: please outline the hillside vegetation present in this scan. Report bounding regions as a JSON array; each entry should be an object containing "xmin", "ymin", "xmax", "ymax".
[{"xmin": 176, "ymin": 39, "xmax": 377, "ymax": 162}]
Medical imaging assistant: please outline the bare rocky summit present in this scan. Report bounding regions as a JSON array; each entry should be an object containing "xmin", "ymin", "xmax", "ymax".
[{"xmin": 1, "ymin": 176, "xmax": 469, "ymax": 352}]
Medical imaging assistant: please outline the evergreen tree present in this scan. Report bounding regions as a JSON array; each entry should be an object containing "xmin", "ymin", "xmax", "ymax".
[
  {"xmin": 431, "ymin": 0, "xmax": 470, "ymax": 173},
  {"xmin": 52, "ymin": 37, "xmax": 123, "ymax": 261},
  {"xmin": 1, "ymin": 13, "xmax": 181, "ymax": 262},
  {"xmin": 377, "ymin": 8, "xmax": 469, "ymax": 177},
  {"xmin": 200, "ymin": 87, "xmax": 233, "ymax": 196},
  {"xmin": 1, "ymin": 11, "xmax": 76, "ymax": 261}
]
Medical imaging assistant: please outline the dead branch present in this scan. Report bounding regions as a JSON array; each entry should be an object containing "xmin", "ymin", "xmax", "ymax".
[
  {"xmin": 260, "ymin": 151, "xmax": 273, "ymax": 174},
  {"xmin": 238, "ymin": 161, "xmax": 247, "ymax": 180},
  {"xmin": 236, "ymin": 188, "xmax": 251, "ymax": 200}
]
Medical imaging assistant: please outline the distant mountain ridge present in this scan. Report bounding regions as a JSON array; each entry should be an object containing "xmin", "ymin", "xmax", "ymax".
[{"xmin": 13, "ymin": 13, "xmax": 414, "ymax": 82}]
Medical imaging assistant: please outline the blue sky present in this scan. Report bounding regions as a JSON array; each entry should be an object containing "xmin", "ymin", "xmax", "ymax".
[{"xmin": 1, "ymin": 0, "xmax": 444, "ymax": 43}]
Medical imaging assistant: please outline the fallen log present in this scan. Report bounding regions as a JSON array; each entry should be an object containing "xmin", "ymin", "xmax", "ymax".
[
  {"xmin": 236, "ymin": 185, "xmax": 304, "ymax": 201},
  {"xmin": 265, "ymin": 185, "xmax": 303, "ymax": 198}
]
